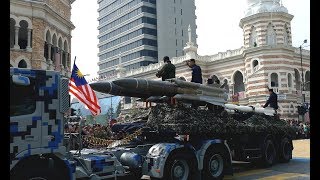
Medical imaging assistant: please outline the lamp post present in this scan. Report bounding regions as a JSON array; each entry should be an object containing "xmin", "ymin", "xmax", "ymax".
[
  {"xmin": 299, "ymin": 39, "xmax": 307, "ymax": 122},
  {"xmin": 299, "ymin": 39, "xmax": 307, "ymax": 104}
]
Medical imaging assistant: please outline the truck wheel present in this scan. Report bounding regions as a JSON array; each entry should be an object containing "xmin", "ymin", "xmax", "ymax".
[
  {"xmin": 163, "ymin": 153, "xmax": 193, "ymax": 180},
  {"xmin": 279, "ymin": 137, "xmax": 292, "ymax": 163},
  {"xmin": 203, "ymin": 147, "xmax": 226, "ymax": 180},
  {"xmin": 261, "ymin": 140, "xmax": 276, "ymax": 167},
  {"xmin": 11, "ymin": 168, "xmax": 66, "ymax": 180}
]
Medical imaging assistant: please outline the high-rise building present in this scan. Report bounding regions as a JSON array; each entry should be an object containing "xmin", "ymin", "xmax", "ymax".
[{"xmin": 97, "ymin": 0, "xmax": 197, "ymax": 77}]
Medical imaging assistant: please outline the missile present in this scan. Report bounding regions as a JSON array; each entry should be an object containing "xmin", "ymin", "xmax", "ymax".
[
  {"xmin": 224, "ymin": 104, "xmax": 276, "ymax": 116},
  {"xmin": 92, "ymin": 78, "xmax": 227, "ymax": 106},
  {"xmin": 173, "ymin": 94, "xmax": 226, "ymax": 106}
]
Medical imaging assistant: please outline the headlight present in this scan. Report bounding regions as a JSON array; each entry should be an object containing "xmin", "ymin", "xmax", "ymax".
[{"xmin": 149, "ymin": 146, "xmax": 165, "ymax": 156}]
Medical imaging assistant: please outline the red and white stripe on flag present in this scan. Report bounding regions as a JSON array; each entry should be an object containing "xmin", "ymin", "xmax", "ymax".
[{"xmin": 69, "ymin": 79, "xmax": 101, "ymax": 116}]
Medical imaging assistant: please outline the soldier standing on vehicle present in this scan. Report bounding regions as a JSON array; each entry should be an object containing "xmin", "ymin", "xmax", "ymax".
[
  {"xmin": 156, "ymin": 56, "xmax": 176, "ymax": 81},
  {"xmin": 263, "ymin": 88, "xmax": 279, "ymax": 113},
  {"xmin": 186, "ymin": 59, "xmax": 202, "ymax": 84}
]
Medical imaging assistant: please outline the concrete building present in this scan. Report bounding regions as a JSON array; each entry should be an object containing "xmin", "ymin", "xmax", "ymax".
[
  {"xmin": 97, "ymin": 0, "xmax": 197, "ymax": 77},
  {"xmin": 10, "ymin": 0, "xmax": 76, "ymax": 76},
  {"xmin": 96, "ymin": 0, "xmax": 310, "ymax": 121}
]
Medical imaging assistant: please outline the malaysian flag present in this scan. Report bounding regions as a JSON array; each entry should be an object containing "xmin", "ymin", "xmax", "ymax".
[{"xmin": 69, "ymin": 62, "xmax": 101, "ymax": 116}]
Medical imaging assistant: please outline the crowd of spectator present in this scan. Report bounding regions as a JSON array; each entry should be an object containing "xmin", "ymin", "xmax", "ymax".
[{"xmin": 287, "ymin": 119, "xmax": 310, "ymax": 139}]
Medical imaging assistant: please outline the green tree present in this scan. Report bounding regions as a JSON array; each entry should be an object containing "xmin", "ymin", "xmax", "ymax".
[
  {"xmin": 106, "ymin": 107, "xmax": 114, "ymax": 120},
  {"xmin": 115, "ymin": 101, "xmax": 121, "ymax": 118}
]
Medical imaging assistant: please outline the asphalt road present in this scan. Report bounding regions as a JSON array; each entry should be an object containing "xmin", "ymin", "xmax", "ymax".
[
  {"xmin": 224, "ymin": 139, "xmax": 310, "ymax": 179},
  {"xmin": 140, "ymin": 139, "xmax": 310, "ymax": 180}
]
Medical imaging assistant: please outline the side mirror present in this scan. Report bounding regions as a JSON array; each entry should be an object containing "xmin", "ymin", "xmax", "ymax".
[{"xmin": 12, "ymin": 75, "xmax": 30, "ymax": 86}]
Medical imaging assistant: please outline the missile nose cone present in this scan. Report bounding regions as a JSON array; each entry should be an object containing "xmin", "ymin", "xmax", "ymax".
[{"xmin": 89, "ymin": 81, "xmax": 112, "ymax": 94}]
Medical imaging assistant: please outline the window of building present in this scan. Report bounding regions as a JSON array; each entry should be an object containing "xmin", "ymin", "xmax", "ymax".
[
  {"xmin": 270, "ymin": 73, "xmax": 279, "ymax": 87},
  {"xmin": 233, "ymin": 71, "xmax": 245, "ymax": 93},
  {"xmin": 175, "ymin": 18, "xmax": 176, "ymax": 24},
  {"xmin": 181, "ymin": 9, "xmax": 182, "ymax": 15},
  {"xmin": 18, "ymin": 59, "xmax": 27, "ymax": 68},
  {"xmin": 305, "ymin": 71, "xmax": 310, "ymax": 91},
  {"xmin": 249, "ymin": 27, "xmax": 257, "ymax": 47},
  {"xmin": 252, "ymin": 60, "xmax": 259, "ymax": 72},
  {"xmin": 182, "ymin": 30, "xmax": 184, "ymax": 36},
  {"xmin": 266, "ymin": 23, "xmax": 276, "ymax": 46},
  {"xmin": 18, "ymin": 20, "xmax": 29, "ymax": 50},
  {"xmin": 176, "ymin": 50, "xmax": 178, "ymax": 57},
  {"xmin": 294, "ymin": 69, "xmax": 301, "ymax": 90},
  {"xmin": 288, "ymin": 73, "xmax": 292, "ymax": 88},
  {"xmin": 10, "ymin": 18, "xmax": 15, "ymax": 48},
  {"xmin": 10, "ymin": 76, "xmax": 36, "ymax": 116},
  {"xmin": 176, "ymin": 39, "xmax": 178, "ymax": 46}
]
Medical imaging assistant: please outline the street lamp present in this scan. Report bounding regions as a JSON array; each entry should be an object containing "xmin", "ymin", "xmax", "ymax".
[{"xmin": 299, "ymin": 39, "xmax": 307, "ymax": 104}]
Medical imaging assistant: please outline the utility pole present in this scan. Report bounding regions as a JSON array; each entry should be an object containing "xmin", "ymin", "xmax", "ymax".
[{"xmin": 299, "ymin": 39, "xmax": 307, "ymax": 121}]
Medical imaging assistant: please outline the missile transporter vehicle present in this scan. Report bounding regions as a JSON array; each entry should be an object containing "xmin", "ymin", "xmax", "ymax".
[{"xmin": 10, "ymin": 67, "xmax": 294, "ymax": 180}]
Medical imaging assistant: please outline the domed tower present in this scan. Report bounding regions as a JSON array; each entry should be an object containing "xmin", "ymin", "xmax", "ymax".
[
  {"xmin": 240, "ymin": 0, "xmax": 292, "ymax": 48},
  {"xmin": 239, "ymin": 0, "xmax": 299, "ymax": 119}
]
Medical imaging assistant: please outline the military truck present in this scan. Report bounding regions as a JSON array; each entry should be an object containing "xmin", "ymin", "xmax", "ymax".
[{"xmin": 10, "ymin": 67, "xmax": 294, "ymax": 180}]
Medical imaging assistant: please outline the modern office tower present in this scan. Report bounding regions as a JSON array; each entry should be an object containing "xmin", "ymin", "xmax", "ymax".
[{"xmin": 97, "ymin": 0, "xmax": 197, "ymax": 77}]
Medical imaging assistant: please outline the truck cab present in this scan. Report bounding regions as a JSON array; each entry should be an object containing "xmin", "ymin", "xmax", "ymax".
[{"xmin": 10, "ymin": 68, "xmax": 73, "ymax": 180}]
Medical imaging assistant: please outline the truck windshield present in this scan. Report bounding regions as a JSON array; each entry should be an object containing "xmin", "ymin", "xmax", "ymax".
[{"xmin": 10, "ymin": 76, "xmax": 36, "ymax": 117}]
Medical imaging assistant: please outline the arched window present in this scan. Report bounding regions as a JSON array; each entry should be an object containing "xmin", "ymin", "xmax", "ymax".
[
  {"xmin": 294, "ymin": 69, "xmax": 301, "ymax": 90},
  {"xmin": 52, "ymin": 34, "xmax": 57, "ymax": 63},
  {"xmin": 287, "ymin": 73, "xmax": 292, "ymax": 88},
  {"xmin": 252, "ymin": 60, "xmax": 259, "ymax": 72},
  {"xmin": 270, "ymin": 73, "xmax": 278, "ymax": 87},
  {"xmin": 249, "ymin": 27, "xmax": 258, "ymax": 47},
  {"xmin": 10, "ymin": 18, "xmax": 15, "ymax": 48},
  {"xmin": 44, "ymin": 31, "xmax": 51, "ymax": 61},
  {"xmin": 63, "ymin": 40, "xmax": 68, "ymax": 67},
  {"xmin": 234, "ymin": 71, "xmax": 245, "ymax": 93},
  {"xmin": 18, "ymin": 59, "xmax": 27, "ymax": 68},
  {"xmin": 18, "ymin": 20, "xmax": 28, "ymax": 49},
  {"xmin": 266, "ymin": 23, "xmax": 276, "ymax": 46},
  {"xmin": 284, "ymin": 24, "xmax": 290, "ymax": 45},
  {"xmin": 305, "ymin": 71, "xmax": 310, "ymax": 91},
  {"xmin": 283, "ymin": 29, "xmax": 289, "ymax": 45}
]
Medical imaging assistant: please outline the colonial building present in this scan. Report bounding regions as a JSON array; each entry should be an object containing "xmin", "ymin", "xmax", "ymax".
[
  {"xmin": 97, "ymin": 0, "xmax": 310, "ymax": 120},
  {"xmin": 10, "ymin": 0, "xmax": 76, "ymax": 76}
]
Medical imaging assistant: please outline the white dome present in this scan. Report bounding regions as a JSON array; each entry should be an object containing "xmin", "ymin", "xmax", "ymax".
[
  {"xmin": 245, "ymin": 0, "xmax": 287, "ymax": 17},
  {"xmin": 275, "ymin": 6, "xmax": 288, "ymax": 13},
  {"xmin": 257, "ymin": 5, "xmax": 268, "ymax": 13}
]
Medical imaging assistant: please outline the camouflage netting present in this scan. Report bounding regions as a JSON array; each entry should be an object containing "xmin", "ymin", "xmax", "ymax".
[{"xmin": 123, "ymin": 103, "xmax": 296, "ymax": 138}]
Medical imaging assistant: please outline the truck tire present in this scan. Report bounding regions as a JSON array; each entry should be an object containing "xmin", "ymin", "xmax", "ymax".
[
  {"xmin": 202, "ymin": 146, "xmax": 226, "ymax": 180},
  {"xmin": 261, "ymin": 140, "xmax": 276, "ymax": 167},
  {"xmin": 162, "ymin": 153, "xmax": 195, "ymax": 180},
  {"xmin": 11, "ymin": 168, "xmax": 67, "ymax": 180},
  {"xmin": 279, "ymin": 137, "xmax": 292, "ymax": 163}
]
